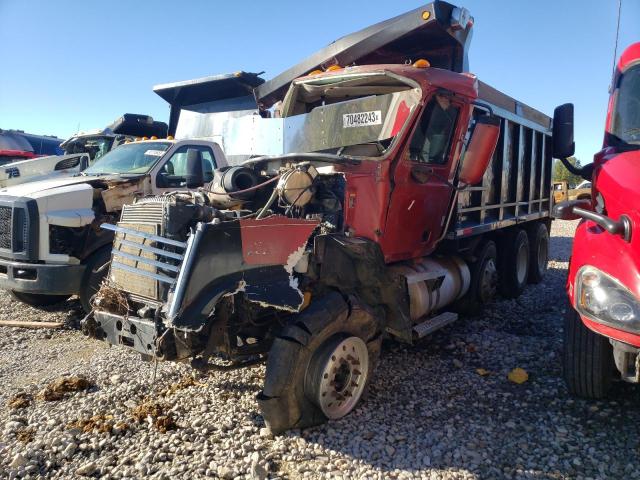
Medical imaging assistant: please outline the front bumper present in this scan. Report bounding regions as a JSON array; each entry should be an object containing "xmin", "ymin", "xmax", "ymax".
[{"xmin": 0, "ymin": 258, "xmax": 85, "ymax": 295}]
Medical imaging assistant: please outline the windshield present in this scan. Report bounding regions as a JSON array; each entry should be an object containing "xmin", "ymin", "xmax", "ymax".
[
  {"xmin": 280, "ymin": 72, "xmax": 420, "ymax": 159},
  {"xmin": 64, "ymin": 135, "xmax": 114, "ymax": 161},
  {"xmin": 84, "ymin": 141, "xmax": 170, "ymax": 175},
  {"xmin": 611, "ymin": 65, "xmax": 640, "ymax": 145}
]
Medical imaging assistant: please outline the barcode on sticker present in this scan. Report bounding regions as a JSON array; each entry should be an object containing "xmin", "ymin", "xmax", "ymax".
[{"xmin": 343, "ymin": 111, "xmax": 382, "ymax": 128}]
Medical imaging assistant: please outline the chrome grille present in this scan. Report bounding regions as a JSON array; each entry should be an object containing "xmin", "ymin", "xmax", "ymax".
[{"xmin": 0, "ymin": 207, "xmax": 11, "ymax": 249}]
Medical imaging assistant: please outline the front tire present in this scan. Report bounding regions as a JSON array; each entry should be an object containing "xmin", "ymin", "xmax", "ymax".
[
  {"xmin": 10, "ymin": 291, "xmax": 69, "ymax": 307},
  {"xmin": 258, "ymin": 292, "xmax": 380, "ymax": 434},
  {"xmin": 563, "ymin": 307, "xmax": 614, "ymax": 399},
  {"xmin": 79, "ymin": 247, "xmax": 111, "ymax": 313}
]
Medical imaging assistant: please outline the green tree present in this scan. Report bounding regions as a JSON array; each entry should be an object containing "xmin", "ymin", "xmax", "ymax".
[{"xmin": 553, "ymin": 157, "xmax": 583, "ymax": 187}]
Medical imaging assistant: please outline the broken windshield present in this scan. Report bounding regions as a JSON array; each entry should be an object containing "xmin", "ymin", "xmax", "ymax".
[
  {"xmin": 84, "ymin": 141, "xmax": 170, "ymax": 175},
  {"xmin": 611, "ymin": 65, "xmax": 640, "ymax": 145},
  {"xmin": 280, "ymin": 72, "xmax": 421, "ymax": 158},
  {"xmin": 64, "ymin": 135, "xmax": 114, "ymax": 161}
]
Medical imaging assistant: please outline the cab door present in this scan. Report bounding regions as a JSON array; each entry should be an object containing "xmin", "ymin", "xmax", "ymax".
[
  {"xmin": 152, "ymin": 143, "xmax": 218, "ymax": 194},
  {"xmin": 382, "ymin": 92, "xmax": 471, "ymax": 262}
]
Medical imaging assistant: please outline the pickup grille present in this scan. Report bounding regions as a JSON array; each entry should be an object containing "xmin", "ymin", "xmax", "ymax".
[{"xmin": 0, "ymin": 207, "xmax": 12, "ymax": 249}]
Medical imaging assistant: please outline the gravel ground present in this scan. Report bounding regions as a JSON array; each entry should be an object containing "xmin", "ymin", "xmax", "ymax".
[{"xmin": 1, "ymin": 220, "xmax": 639, "ymax": 479}]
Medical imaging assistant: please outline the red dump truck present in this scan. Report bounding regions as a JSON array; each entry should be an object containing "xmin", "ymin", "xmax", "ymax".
[{"xmin": 83, "ymin": 2, "xmax": 564, "ymax": 432}]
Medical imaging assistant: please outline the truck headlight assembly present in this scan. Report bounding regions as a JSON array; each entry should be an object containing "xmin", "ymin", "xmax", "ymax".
[{"xmin": 576, "ymin": 266, "xmax": 640, "ymax": 333}]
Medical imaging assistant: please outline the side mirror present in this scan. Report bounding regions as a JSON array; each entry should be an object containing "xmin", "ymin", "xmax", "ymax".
[
  {"xmin": 459, "ymin": 115, "xmax": 500, "ymax": 185},
  {"xmin": 185, "ymin": 149, "xmax": 204, "ymax": 189},
  {"xmin": 552, "ymin": 103, "xmax": 575, "ymax": 159},
  {"xmin": 552, "ymin": 199, "xmax": 591, "ymax": 220}
]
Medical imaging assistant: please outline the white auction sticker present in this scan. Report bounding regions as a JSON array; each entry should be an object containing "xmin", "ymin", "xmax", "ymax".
[
  {"xmin": 144, "ymin": 150, "xmax": 166, "ymax": 156},
  {"xmin": 343, "ymin": 110, "xmax": 382, "ymax": 128}
]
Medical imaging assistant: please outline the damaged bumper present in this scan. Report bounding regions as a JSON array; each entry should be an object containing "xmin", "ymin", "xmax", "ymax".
[
  {"xmin": 84, "ymin": 311, "xmax": 158, "ymax": 357},
  {"xmin": 0, "ymin": 258, "xmax": 85, "ymax": 295}
]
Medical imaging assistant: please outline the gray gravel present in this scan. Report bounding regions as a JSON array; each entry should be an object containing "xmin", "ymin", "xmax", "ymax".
[{"xmin": 1, "ymin": 220, "xmax": 639, "ymax": 479}]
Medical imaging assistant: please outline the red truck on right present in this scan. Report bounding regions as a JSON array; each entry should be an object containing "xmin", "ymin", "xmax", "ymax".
[{"xmin": 554, "ymin": 42, "xmax": 640, "ymax": 398}]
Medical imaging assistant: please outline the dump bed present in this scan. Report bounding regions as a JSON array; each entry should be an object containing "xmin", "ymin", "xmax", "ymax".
[{"xmin": 449, "ymin": 82, "xmax": 553, "ymax": 239}]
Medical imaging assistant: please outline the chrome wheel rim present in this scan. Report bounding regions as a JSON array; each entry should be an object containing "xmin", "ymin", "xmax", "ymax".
[{"xmin": 314, "ymin": 336, "xmax": 369, "ymax": 419}]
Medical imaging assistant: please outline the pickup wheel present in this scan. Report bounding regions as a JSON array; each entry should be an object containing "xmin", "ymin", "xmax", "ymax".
[
  {"xmin": 563, "ymin": 307, "xmax": 614, "ymax": 398},
  {"xmin": 498, "ymin": 229, "xmax": 530, "ymax": 298},
  {"xmin": 527, "ymin": 222, "xmax": 549, "ymax": 284},
  {"xmin": 258, "ymin": 292, "xmax": 381, "ymax": 434},
  {"xmin": 10, "ymin": 291, "xmax": 69, "ymax": 307},
  {"xmin": 455, "ymin": 240, "xmax": 498, "ymax": 316},
  {"xmin": 79, "ymin": 247, "xmax": 111, "ymax": 313}
]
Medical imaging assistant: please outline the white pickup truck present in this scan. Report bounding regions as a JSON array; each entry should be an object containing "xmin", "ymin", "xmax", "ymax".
[
  {"xmin": 0, "ymin": 138, "xmax": 227, "ymax": 312},
  {"xmin": 0, "ymin": 114, "xmax": 168, "ymax": 188}
]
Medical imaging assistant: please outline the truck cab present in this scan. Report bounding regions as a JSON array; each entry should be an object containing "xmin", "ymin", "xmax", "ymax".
[
  {"xmin": 0, "ymin": 137, "xmax": 226, "ymax": 312},
  {"xmin": 555, "ymin": 42, "xmax": 640, "ymax": 396}
]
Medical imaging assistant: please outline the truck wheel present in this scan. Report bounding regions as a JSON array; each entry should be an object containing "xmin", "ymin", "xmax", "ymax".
[
  {"xmin": 455, "ymin": 240, "xmax": 498, "ymax": 316},
  {"xmin": 258, "ymin": 292, "xmax": 381, "ymax": 434},
  {"xmin": 79, "ymin": 247, "xmax": 111, "ymax": 313},
  {"xmin": 499, "ymin": 229, "xmax": 530, "ymax": 298},
  {"xmin": 10, "ymin": 291, "xmax": 69, "ymax": 307},
  {"xmin": 527, "ymin": 222, "xmax": 549, "ymax": 284},
  {"xmin": 563, "ymin": 307, "xmax": 614, "ymax": 398}
]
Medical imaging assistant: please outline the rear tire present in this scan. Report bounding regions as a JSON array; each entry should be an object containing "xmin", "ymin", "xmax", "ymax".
[
  {"xmin": 79, "ymin": 247, "xmax": 111, "ymax": 313},
  {"xmin": 498, "ymin": 229, "xmax": 530, "ymax": 298},
  {"xmin": 563, "ymin": 307, "xmax": 614, "ymax": 398},
  {"xmin": 10, "ymin": 291, "xmax": 69, "ymax": 307},
  {"xmin": 258, "ymin": 292, "xmax": 381, "ymax": 434},
  {"xmin": 455, "ymin": 240, "xmax": 498, "ymax": 316},
  {"xmin": 527, "ymin": 222, "xmax": 549, "ymax": 284}
]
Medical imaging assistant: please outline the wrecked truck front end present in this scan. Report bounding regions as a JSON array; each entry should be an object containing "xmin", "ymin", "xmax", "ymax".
[{"xmin": 85, "ymin": 197, "xmax": 321, "ymax": 362}]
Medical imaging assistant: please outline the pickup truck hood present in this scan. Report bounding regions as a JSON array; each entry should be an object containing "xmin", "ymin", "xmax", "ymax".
[{"xmin": 0, "ymin": 174, "xmax": 118, "ymax": 199}]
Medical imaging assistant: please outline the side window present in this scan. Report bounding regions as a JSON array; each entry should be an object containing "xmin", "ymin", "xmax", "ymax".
[
  {"xmin": 409, "ymin": 94, "xmax": 460, "ymax": 165},
  {"xmin": 157, "ymin": 145, "xmax": 217, "ymax": 188}
]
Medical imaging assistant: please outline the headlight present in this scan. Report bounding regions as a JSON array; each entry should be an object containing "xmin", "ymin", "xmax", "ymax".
[{"xmin": 576, "ymin": 266, "xmax": 640, "ymax": 333}]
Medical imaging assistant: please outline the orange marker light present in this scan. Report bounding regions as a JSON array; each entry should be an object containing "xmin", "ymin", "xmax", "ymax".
[
  {"xmin": 422, "ymin": 10, "xmax": 431, "ymax": 20},
  {"xmin": 142, "ymin": 137, "xmax": 148, "ymax": 141},
  {"xmin": 326, "ymin": 65, "xmax": 342, "ymax": 72},
  {"xmin": 166, "ymin": 135, "xmax": 174, "ymax": 140},
  {"xmin": 413, "ymin": 59, "xmax": 431, "ymax": 69},
  {"xmin": 308, "ymin": 69, "xmax": 323, "ymax": 76},
  {"xmin": 150, "ymin": 136, "xmax": 158, "ymax": 140}
]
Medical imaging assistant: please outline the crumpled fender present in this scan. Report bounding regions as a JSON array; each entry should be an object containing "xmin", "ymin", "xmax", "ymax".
[{"xmin": 167, "ymin": 215, "xmax": 319, "ymax": 330}]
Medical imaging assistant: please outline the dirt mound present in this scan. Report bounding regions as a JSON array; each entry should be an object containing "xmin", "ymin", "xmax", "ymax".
[
  {"xmin": 7, "ymin": 392, "xmax": 32, "ymax": 409},
  {"xmin": 38, "ymin": 375, "xmax": 94, "ymax": 401},
  {"xmin": 130, "ymin": 401, "xmax": 177, "ymax": 433}
]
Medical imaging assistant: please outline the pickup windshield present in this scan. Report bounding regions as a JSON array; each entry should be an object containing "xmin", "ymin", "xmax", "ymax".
[
  {"xmin": 611, "ymin": 65, "xmax": 640, "ymax": 145},
  {"xmin": 84, "ymin": 141, "xmax": 170, "ymax": 175}
]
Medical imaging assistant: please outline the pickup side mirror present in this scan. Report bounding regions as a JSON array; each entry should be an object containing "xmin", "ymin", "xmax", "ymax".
[
  {"xmin": 459, "ymin": 115, "xmax": 500, "ymax": 186},
  {"xmin": 552, "ymin": 103, "xmax": 575, "ymax": 159},
  {"xmin": 186, "ymin": 149, "xmax": 204, "ymax": 189}
]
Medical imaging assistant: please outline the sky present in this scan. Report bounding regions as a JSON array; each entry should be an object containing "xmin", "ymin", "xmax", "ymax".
[{"xmin": 0, "ymin": 0, "xmax": 637, "ymax": 164}]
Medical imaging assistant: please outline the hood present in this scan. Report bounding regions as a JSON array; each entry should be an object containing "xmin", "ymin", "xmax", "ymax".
[
  {"xmin": 0, "ymin": 173, "xmax": 123, "ymax": 198},
  {"xmin": 597, "ymin": 150, "xmax": 640, "ymax": 220}
]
